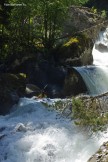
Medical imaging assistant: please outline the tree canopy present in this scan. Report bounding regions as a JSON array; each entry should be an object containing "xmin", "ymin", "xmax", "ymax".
[{"xmin": 0, "ymin": 0, "xmax": 107, "ymax": 61}]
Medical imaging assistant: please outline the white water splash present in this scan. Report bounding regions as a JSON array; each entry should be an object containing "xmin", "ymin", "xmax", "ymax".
[
  {"xmin": 75, "ymin": 65, "xmax": 108, "ymax": 95},
  {"xmin": 92, "ymin": 27, "xmax": 108, "ymax": 66},
  {"xmin": 74, "ymin": 27, "xmax": 108, "ymax": 95},
  {"xmin": 0, "ymin": 98, "xmax": 108, "ymax": 162}
]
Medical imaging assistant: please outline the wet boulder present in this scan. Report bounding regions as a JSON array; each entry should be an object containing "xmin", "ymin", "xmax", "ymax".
[
  {"xmin": 88, "ymin": 141, "xmax": 108, "ymax": 162},
  {"xmin": 54, "ymin": 35, "xmax": 93, "ymax": 66},
  {"xmin": 62, "ymin": 68, "xmax": 87, "ymax": 97},
  {"xmin": 25, "ymin": 84, "xmax": 42, "ymax": 97},
  {"xmin": 0, "ymin": 73, "xmax": 26, "ymax": 115}
]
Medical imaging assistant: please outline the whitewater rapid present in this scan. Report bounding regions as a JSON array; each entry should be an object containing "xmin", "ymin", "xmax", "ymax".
[
  {"xmin": 93, "ymin": 27, "xmax": 108, "ymax": 66},
  {"xmin": 75, "ymin": 65, "xmax": 108, "ymax": 95},
  {"xmin": 74, "ymin": 27, "xmax": 108, "ymax": 96},
  {"xmin": 0, "ymin": 98, "xmax": 108, "ymax": 162}
]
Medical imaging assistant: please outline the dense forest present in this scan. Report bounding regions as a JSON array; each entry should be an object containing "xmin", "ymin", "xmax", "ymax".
[{"xmin": 0, "ymin": 0, "xmax": 108, "ymax": 63}]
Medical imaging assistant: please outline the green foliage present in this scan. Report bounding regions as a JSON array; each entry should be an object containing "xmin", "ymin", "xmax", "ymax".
[
  {"xmin": 74, "ymin": 0, "xmax": 89, "ymax": 5},
  {"xmin": 101, "ymin": 10, "xmax": 107, "ymax": 18},
  {"xmin": 0, "ymin": 0, "xmax": 99, "ymax": 61},
  {"xmin": 72, "ymin": 97, "xmax": 108, "ymax": 132},
  {"xmin": 1, "ymin": 0, "xmax": 79, "ymax": 60},
  {"xmin": 0, "ymin": 0, "xmax": 12, "ymax": 60},
  {"xmin": 35, "ymin": 0, "xmax": 67, "ymax": 48},
  {"xmin": 91, "ymin": 6, "xmax": 97, "ymax": 14},
  {"xmin": 42, "ymin": 99, "xmax": 72, "ymax": 117},
  {"xmin": 43, "ymin": 96, "xmax": 108, "ymax": 133},
  {"xmin": 53, "ymin": 100, "xmax": 69, "ymax": 112},
  {"xmin": 91, "ymin": 6, "xmax": 107, "ymax": 18}
]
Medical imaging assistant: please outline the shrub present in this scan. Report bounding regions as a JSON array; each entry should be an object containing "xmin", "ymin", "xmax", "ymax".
[{"xmin": 72, "ymin": 97, "xmax": 108, "ymax": 133}]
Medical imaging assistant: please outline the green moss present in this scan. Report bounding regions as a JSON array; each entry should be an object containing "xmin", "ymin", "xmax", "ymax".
[
  {"xmin": 63, "ymin": 37, "xmax": 79, "ymax": 47},
  {"xmin": 91, "ymin": 6, "xmax": 98, "ymax": 14},
  {"xmin": 19, "ymin": 73, "xmax": 26, "ymax": 78},
  {"xmin": 72, "ymin": 97, "xmax": 108, "ymax": 132}
]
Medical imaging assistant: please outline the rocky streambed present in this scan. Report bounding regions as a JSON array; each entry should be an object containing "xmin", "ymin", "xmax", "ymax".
[{"xmin": 88, "ymin": 141, "xmax": 108, "ymax": 162}]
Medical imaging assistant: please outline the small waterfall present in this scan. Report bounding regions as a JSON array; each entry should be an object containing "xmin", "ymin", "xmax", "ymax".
[
  {"xmin": 93, "ymin": 27, "xmax": 108, "ymax": 66},
  {"xmin": 75, "ymin": 66, "xmax": 108, "ymax": 95},
  {"xmin": 75, "ymin": 27, "xmax": 108, "ymax": 96}
]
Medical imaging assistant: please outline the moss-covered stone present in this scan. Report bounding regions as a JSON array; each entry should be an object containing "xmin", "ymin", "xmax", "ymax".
[
  {"xmin": 63, "ymin": 37, "xmax": 79, "ymax": 47},
  {"xmin": 55, "ymin": 34, "xmax": 93, "ymax": 66}
]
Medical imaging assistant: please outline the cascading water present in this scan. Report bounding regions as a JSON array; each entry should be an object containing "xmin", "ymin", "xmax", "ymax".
[
  {"xmin": 1, "ymin": 28, "xmax": 108, "ymax": 162},
  {"xmin": 75, "ymin": 27, "xmax": 108, "ymax": 96},
  {"xmin": 93, "ymin": 27, "xmax": 108, "ymax": 66},
  {"xmin": 0, "ymin": 98, "xmax": 108, "ymax": 162},
  {"xmin": 75, "ymin": 65, "xmax": 108, "ymax": 95}
]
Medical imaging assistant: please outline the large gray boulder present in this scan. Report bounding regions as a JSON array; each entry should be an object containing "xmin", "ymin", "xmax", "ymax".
[
  {"xmin": 63, "ymin": 5, "xmax": 106, "ymax": 39},
  {"xmin": 57, "ymin": 6, "xmax": 107, "ymax": 66},
  {"xmin": 62, "ymin": 68, "xmax": 87, "ymax": 96}
]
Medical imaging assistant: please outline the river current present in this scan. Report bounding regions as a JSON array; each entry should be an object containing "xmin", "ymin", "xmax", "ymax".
[
  {"xmin": 1, "ymin": 28, "xmax": 108, "ymax": 162},
  {"xmin": 0, "ymin": 98, "xmax": 108, "ymax": 162}
]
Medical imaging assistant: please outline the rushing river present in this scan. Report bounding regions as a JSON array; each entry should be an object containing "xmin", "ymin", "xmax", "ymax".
[
  {"xmin": 0, "ymin": 97, "xmax": 108, "ymax": 162},
  {"xmin": 1, "ymin": 27, "xmax": 108, "ymax": 162}
]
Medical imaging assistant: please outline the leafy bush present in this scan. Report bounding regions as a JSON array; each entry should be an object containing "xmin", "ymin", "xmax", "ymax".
[
  {"xmin": 101, "ymin": 10, "xmax": 107, "ymax": 18},
  {"xmin": 72, "ymin": 97, "xmax": 108, "ymax": 132}
]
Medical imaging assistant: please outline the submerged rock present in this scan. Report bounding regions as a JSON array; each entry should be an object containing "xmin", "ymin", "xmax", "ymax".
[
  {"xmin": 15, "ymin": 123, "xmax": 27, "ymax": 132},
  {"xmin": 0, "ymin": 134, "xmax": 6, "ymax": 140}
]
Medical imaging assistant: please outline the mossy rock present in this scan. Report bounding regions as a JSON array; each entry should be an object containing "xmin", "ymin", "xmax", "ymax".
[
  {"xmin": 61, "ymin": 37, "xmax": 80, "ymax": 58},
  {"xmin": 56, "ymin": 34, "xmax": 93, "ymax": 66},
  {"xmin": 0, "ymin": 73, "xmax": 26, "ymax": 115},
  {"xmin": 63, "ymin": 37, "xmax": 79, "ymax": 47}
]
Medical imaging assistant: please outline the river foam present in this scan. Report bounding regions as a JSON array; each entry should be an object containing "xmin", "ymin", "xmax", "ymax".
[
  {"xmin": 74, "ymin": 27, "xmax": 108, "ymax": 96},
  {"xmin": 0, "ymin": 98, "xmax": 108, "ymax": 162},
  {"xmin": 92, "ymin": 27, "xmax": 108, "ymax": 66}
]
